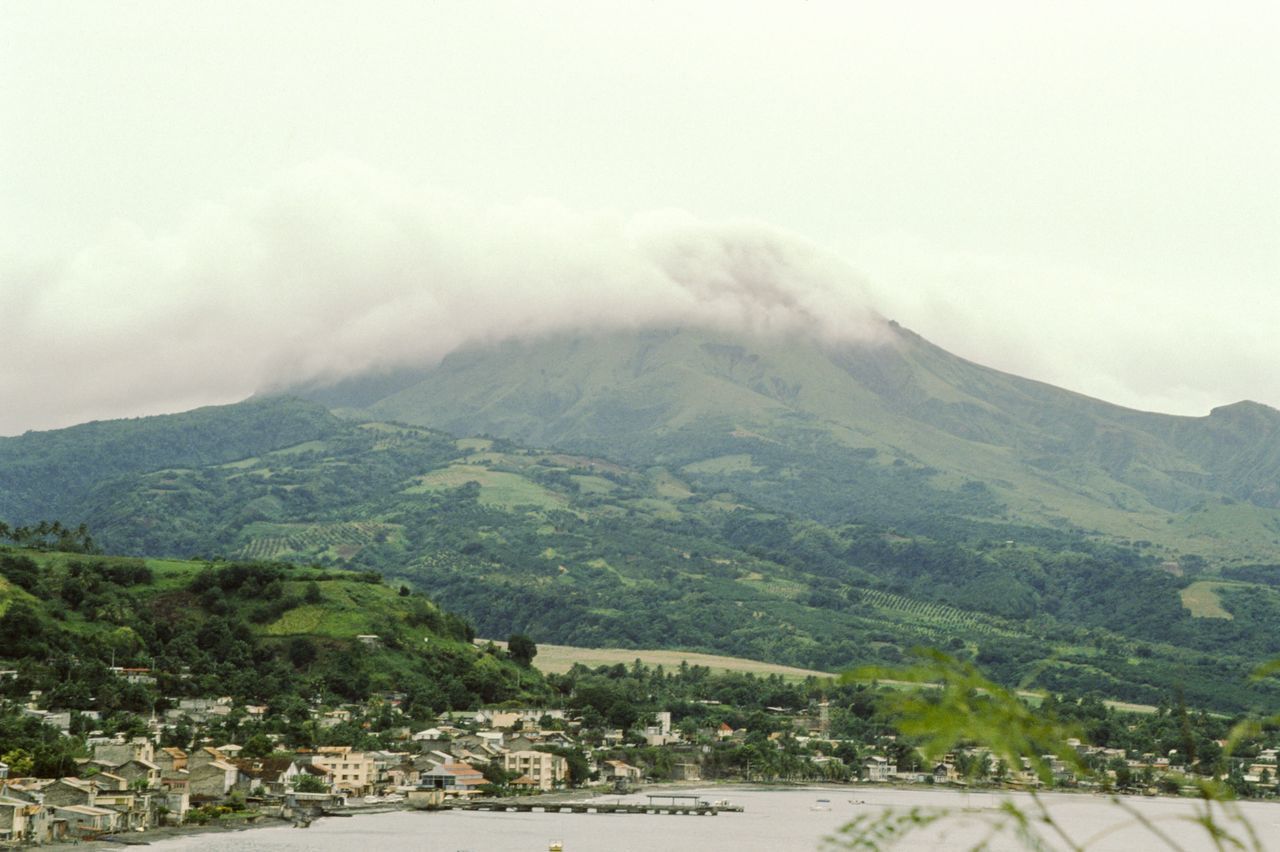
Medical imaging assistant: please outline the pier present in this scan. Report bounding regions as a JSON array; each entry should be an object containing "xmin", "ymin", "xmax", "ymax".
[{"xmin": 453, "ymin": 794, "xmax": 743, "ymax": 816}]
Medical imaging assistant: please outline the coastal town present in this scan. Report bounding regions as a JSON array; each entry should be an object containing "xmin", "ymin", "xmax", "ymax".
[{"xmin": 4, "ymin": 672, "xmax": 1279, "ymax": 846}]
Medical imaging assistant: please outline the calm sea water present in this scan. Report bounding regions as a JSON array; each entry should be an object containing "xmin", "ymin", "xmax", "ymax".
[{"xmin": 141, "ymin": 786, "xmax": 1280, "ymax": 852}]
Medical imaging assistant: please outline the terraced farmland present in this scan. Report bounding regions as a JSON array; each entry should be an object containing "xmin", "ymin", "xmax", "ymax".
[
  {"xmin": 858, "ymin": 588, "xmax": 1019, "ymax": 637},
  {"xmin": 236, "ymin": 521, "xmax": 395, "ymax": 561}
]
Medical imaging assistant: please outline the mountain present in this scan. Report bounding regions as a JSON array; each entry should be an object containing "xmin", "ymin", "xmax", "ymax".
[
  {"xmin": 302, "ymin": 323, "xmax": 1280, "ymax": 561},
  {"xmin": 6, "ymin": 325, "xmax": 1280, "ymax": 712},
  {"xmin": 5, "ymin": 393, "xmax": 1278, "ymax": 710}
]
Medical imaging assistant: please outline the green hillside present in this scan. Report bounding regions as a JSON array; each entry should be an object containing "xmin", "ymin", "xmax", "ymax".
[
  {"xmin": 0, "ymin": 547, "xmax": 547, "ymax": 724},
  {"xmin": 0, "ymin": 397, "xmax": 341, "ymax": 524},
  {"xmin": 4, "ymin": 397, "xmax": 1279, "ymax": 712},
  {"xmin": 310, "ymin": 324, "xmax": 1280, "ymax": 562},
  {"xmin": 8, "ymin": 316, "xmax": 1280, "ymax": 714}
]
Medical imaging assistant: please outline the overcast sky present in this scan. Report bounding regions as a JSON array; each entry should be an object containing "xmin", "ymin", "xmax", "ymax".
[{"xmin": 2, "ymin": 1, "xmax": 1277, "ymax": 436}]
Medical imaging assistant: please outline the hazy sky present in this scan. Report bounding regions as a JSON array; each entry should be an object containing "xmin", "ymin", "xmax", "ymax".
[{"xmin": 2, "ymin": 1, "xmax": 1277, "ymax": 436}]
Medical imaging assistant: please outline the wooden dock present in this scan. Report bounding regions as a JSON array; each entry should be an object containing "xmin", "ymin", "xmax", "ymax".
[{"xmin": 454, "ymin": 794, "xmax": 743, "ymax": 816}]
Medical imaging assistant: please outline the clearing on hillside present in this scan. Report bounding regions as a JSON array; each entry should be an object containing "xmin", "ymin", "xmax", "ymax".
[
  {"xmin": 480, "ymin": 640, "xmax": 832, "ymax": 681},
  {"xmin": 1180, "ymin": 581, "xmax": 1235, "ymax": 619}
]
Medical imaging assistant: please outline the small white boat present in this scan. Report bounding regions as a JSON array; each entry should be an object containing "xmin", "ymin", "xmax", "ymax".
[{"xmin": 811, "ymin": 798, "xmax": 832, "ymax": 811}]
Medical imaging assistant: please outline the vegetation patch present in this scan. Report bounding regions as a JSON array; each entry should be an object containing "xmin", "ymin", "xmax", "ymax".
[
  {"xmin": 681, "ymin": 453, "xmax": 762, "ymax": 475},
  {"xmin": 403, "ymin": 465, "xmax": 565, "ymax": 509},
  {"xmin": 1180, "ymin": 581, "xmax": 1236, "ymax": 619},
  {"xmin": 571, "ymin": 474, "xmax": 616, "ymax": 494}
]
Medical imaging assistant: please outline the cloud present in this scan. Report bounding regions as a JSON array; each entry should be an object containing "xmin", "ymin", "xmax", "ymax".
[
  {"xmin": 0, "ymin": 158, "xmax": 885, "ymax": 435},
  {"xmin": 852, "ymin": 230, "xmax": 1280, "ymax": 418}
]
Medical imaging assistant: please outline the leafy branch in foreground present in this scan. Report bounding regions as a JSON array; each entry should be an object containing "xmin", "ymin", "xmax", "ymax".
[
  {"xmin": 825, "ymin": 649, "xmax": 1273, "ymax": 852},
  {"xmin": 842, "ymin": 647, "xmax": 1085, "ymax": 785}
]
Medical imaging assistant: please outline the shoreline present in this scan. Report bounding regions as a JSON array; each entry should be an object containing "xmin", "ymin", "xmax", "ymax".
[{"xmin": 73, "ymin": 780, "xmax": 1279, "ymax": 849}]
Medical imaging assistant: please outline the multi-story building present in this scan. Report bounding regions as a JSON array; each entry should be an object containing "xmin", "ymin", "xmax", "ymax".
[
  {"xmin": 501, "ymin": 750, "xmax": 568, "ymax": 791},
  {"xmin": 309, "ymin": 748, "xmax": 375, "ymax": 796}
]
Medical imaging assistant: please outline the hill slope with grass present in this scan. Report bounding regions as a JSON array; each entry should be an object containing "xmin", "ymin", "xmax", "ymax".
[
  {"xmin": 0, "ymin": 547, "xmax": 548, "ymax": 724},
  {"xmin": 5, "ymin": 397, "xmax": 1280, "ymax": 712},
  {"xmin": 0, "ymin": 397, "xmax": 342, "ymax": 524},
  {"xmin": 303, "ymin": 324, "xmax": 1280, "ymax": 561}
]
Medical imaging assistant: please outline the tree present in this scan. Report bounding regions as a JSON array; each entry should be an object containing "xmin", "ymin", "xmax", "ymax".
[
  {"xmin": 0, "ymin": 601, "xmax": 43, "ymax": 655},
  {"xmin": 1, "ymin": 748, "xmax": 33, "ymax": 777},
  {"xmin": 507, "ymin": 633, "xmax": 537, "ymax": 668},
  {"xmin": 241, "ymin": 734, "xmax": 274, "ymax": 758},
  {"xmin": 292, "ymin": 772, "xmax": 329, "ymax": 793}
]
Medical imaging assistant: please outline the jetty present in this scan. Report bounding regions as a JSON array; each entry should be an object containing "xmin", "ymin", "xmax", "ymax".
[{"xmin": 452, "ymin": 794, "xmax": 743, "ymax": 816}]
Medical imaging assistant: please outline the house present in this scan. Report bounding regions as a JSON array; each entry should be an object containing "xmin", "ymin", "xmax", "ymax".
[
  {"xmin": 159, "ymin": 773, "xmax": 189, "ymax": 796},
  {"xmin": 93, "ymin": 772, "xmax": 129, "ymax": 793},
  {"xmin": 187, "ymin": 746, "xmax": 229, "ymax": 770},
  {"xmin": 411, "ymin": 727, "xmax": 447, "ymax": 742},
  {"xmin": 419, "ymin": 762, "xmax": 486, "ymax": 796},
  {"xmin": 0, "ymin": 796, "xmax": 45, "ymax": 843},
  {"xmin": 188, "ymin": 760, "xmax": 240, "ymax": 801},
  {"xmin": 671, "ymin": 763, "xmax": 701, "ymax": 781},
  {"xmin": 644, "ymin": 711, "xmax": 678, "ymax": 745},
  {"xmin": 53, "ymin": 804, "xmax": 121, "ymax": 837},
  {"xmin": 863, "ymin": 755, "xmax": 896, "ymax": 782},
  {"xmin": 22, "ymin": 709, "xmax": 72, "ymax": 734},
  {"xmin": 109, "ymin": 666, "xmax": 157, "ymax": 686},
  {"xmin": 485, "ymin": 711, "xmax": 522, "ymax": 730},
  {"xmin": 453, "ymin": 741, "xmax": 504, "ymax": 767},
  {"xmin": 473, "ymin": 707, "xmax": 565, "ymax": 727},
  {"xmin": 161, "ymin": 787, "xmax": 190, "ymax": 824},
  {"xmin": 318, "ymin": 709, "xmax": 353, "ymax": 729},
  {"xmin": 92, "ymin": 737, "xmax": 155, "ymax": 767},
  {"xmin": 600, "ymin": 760, "xmax": 642, "ymax": 783},
  {"xmin": 505, "ymin": 734, "xmax": 542, "ymax": 752},
  {"xmin": 94, "ymin": 788, "xmax": 150, "ymax": 831},
  {"xmin": 501, "ymin": 750, "xmax": 568, "ymax": 791},
  {"xmin": 233, "ymin": 757, "xmax": 300, "ymax": 795},
  {"xmin": 412, "ymin": 750, "xmax": 454, "ymax": 775},
  {"xmin": 381, "ymin": 757, "xmax": 420, "ymax": 789},
  {"xmin": 155, "ymin": 747, "xmax": 188, "ymax": 774},
  {"xmin": 214, "ymin": 743, "xmax": 244, "ymax": 759},
  {"xmin": 450, "ymin": 733, "xmax": 490, "ymax": 752},
  {"xmin": 366, "ymin": 751, "xmax": 412, "ymax": 788},
  {"xmin": 42, "ymin": 778, "xmax": 98, "ymax": 808},
  {"xmin": 115, "ymin": 759, "xmax": 162, "ymax": 789}
]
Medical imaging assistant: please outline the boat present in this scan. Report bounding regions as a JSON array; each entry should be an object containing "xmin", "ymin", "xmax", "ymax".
[{"xmin": 811, "ymin": 798, "xmax": 832, "ymax": 811}]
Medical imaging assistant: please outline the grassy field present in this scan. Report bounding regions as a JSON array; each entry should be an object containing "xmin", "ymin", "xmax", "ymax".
[
  {"xmin": 1180, "ymin": 581, "xmax": 1237, "ymax": 619},
  {"xmin": 403, "ymin": 465, "xmax": 566, "ymax": 509},
  {"xmin": 480, "ymin": 639, "xmax": 833, "ymax": 680}
]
